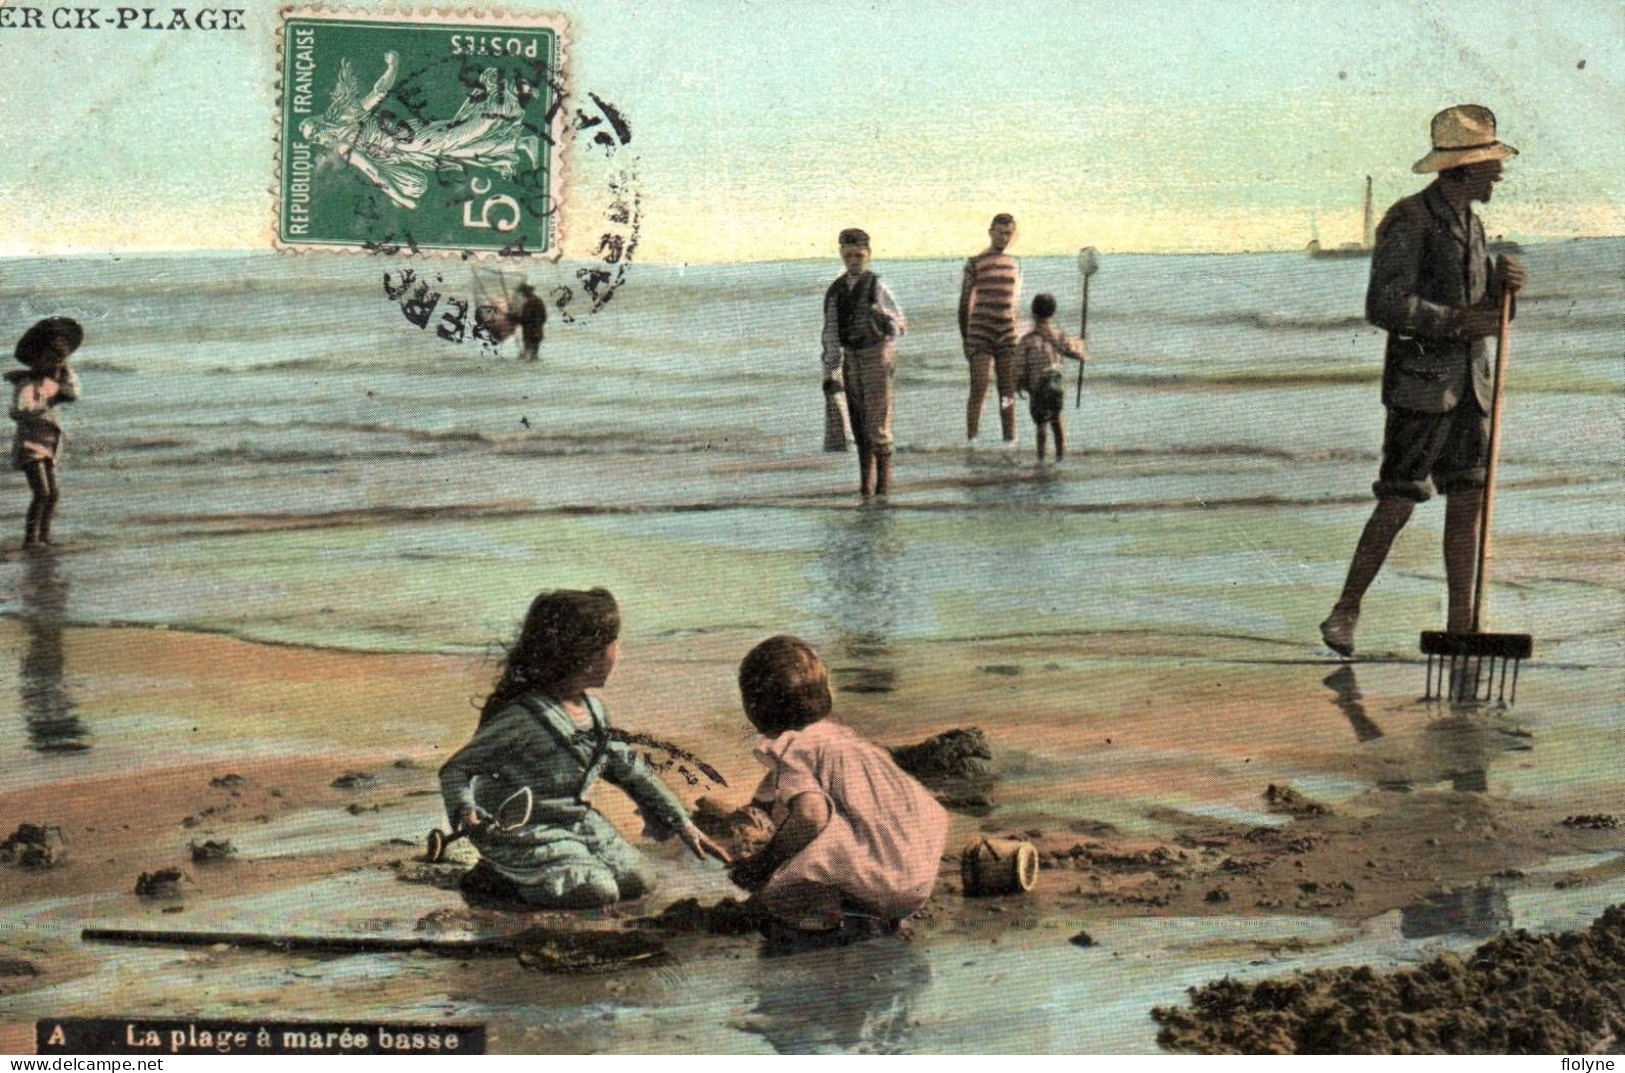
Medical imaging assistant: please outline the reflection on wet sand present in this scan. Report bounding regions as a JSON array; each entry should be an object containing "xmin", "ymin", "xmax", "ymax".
[
  {"xmin": 17, "ymin": 552, "xmax": 84, "ymax": 752},
  {"xmin": 1330, "ymin": 664, "xmax": 1510, "ymax": 795},
  {"xmin": 1401, "ymin": 884, "xmax": 1513, "ymax": 939},
  {"xmin": 739, "ymin": 936, "xmax": 930, "ymax": 1054},
  {"xmin": 811, "ymin": 508, "xmax": 903, "ymax": 696},
  {"xmin": 1418, "ymin": 715, "xmax": 1495, "ymax": 795},
  {"xmin": 1324, "ymin": 666, "xmax": 1383, "ymax": 742}
]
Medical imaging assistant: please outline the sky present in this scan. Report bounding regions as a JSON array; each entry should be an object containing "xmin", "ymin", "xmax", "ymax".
[{"xmin": 0, "ymin": 0, "xmax": 1620, "ymax": 261}]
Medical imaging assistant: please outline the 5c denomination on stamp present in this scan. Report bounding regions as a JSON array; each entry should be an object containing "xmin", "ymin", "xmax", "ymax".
[{"xmin": 275, "ymin": 8, "xmax": 569, "ymax": 257}]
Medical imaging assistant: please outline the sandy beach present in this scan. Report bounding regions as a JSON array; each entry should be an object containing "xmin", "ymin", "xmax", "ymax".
[{"xmin": 1, "ymin": 605, "xmax": 1621, "ymax": 1053}]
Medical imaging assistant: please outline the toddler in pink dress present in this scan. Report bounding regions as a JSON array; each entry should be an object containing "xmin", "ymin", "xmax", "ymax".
[{"xmin": 728, "ymin": 636, "xmax": 950, "ymax": 933}]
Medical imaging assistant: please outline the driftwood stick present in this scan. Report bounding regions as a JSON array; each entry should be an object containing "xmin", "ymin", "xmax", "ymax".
[{"xmin": 80, "ymin": 926, "xmax": 586, "ymax": 957}]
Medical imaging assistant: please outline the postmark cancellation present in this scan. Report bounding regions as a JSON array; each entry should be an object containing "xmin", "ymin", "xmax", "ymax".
[{"xmin": 274, "ymin": 7, "xmax": 570, "ymax": 258}]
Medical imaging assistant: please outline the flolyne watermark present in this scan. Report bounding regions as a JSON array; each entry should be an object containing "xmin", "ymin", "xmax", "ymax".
[{"xmin": 35, "ymin": 1018, "xmax": 486, "ymax": 1055}]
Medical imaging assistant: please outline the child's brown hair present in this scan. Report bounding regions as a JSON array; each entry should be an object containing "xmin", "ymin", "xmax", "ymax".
[
  {"xmin": 480, "ymin": 588, "xmax": 620, "ymax": 726},
  {"xmin": 738, "ymin": 635, "xmax": 832, "ymax": 736}
]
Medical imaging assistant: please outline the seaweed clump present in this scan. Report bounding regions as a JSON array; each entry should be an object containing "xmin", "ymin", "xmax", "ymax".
[{"xmin": 1152, "ymin": 905, "xmax": 1625, "ymax": 1054}]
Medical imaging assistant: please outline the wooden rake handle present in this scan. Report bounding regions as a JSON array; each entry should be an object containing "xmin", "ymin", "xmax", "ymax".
[{"xmin": 1470, "ymin": 290, "xmax": 1515, "ymax": 634}]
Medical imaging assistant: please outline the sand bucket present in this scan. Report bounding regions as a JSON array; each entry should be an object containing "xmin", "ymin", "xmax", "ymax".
[{"xmin": 960, "ymin": 837, "xmax": 1038, "ymax": 896}]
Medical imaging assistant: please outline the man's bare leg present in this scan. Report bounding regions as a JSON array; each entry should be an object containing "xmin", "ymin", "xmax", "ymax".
[
  {"xmin": 1322, "ymin": 497, "xmax": 1415, "ymax": 655},
  {"xmin": 966, "ymin": 354, "xmax": 991, "ymax": 440},
  {"xmin": 1035, "ymin": 423, "xmax": 1047, "ymax": 462},
  {"xmin": 1443, "ymin": 488, "xmax": 1483, "ymax": 632}
]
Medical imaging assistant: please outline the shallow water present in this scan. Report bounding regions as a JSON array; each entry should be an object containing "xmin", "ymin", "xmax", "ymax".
[{"xmin": 0, "ymin": 242, "xmax": 1618, "ymax": 657}]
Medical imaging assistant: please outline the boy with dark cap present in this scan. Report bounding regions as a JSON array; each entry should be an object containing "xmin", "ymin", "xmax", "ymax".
[
  {"xmin": 820, "ymin": 228, "xmax": 907, "ymax": 499},
  {"xmin": 1015, "ymin": 293, "xmax": 1086, "ymax": 462}
]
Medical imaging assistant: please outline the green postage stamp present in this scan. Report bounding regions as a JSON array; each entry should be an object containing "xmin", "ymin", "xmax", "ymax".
[{"xmin": 276, "ymin": 8, "xmax": 569, "ymax": 257}]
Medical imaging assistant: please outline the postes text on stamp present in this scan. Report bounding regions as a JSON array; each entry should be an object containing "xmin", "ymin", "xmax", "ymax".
[{"xmin": 276, "ymin": 9, "xmax": 568, "ymax": 257}]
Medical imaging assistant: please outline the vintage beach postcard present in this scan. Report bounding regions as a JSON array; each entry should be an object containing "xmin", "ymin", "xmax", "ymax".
[{"xmin": 0, "ymin": 0, "xmax": 1621, "ymax": 1057}]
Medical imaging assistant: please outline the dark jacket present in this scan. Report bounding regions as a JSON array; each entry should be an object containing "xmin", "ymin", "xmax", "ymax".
[
  {"xmin": 518, "ymin": 295, "xmax": 547, "ymax": 343},
  {"xmin": 1366, "ymin": 182, "xmax": 1504, "ymax": 414}
]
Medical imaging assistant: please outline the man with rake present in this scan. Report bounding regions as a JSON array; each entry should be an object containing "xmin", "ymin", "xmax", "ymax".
[{"xmin": 1320, "ymin": 105, "xmax": 1525, "ymax": 657}]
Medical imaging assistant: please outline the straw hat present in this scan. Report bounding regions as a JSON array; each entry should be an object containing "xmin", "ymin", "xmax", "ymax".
[{"xmin": 1412, "ymin": 105, "xmax": 1518, "ymax": 174}]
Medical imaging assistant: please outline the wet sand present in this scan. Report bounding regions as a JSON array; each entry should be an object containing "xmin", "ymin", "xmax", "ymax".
[{"xmin": 1, "ymin": 617, "xmax": 1622, "ymax": 1054}]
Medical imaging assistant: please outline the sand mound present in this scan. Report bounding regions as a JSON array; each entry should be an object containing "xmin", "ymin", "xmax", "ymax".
[
  {"xmin": 1, "ymin": 824, "xmax": 64, "ymax": 868},
  {"xmin": 634, "ymin": 896, "xmax": 764, "ymax": 936},
  {"xmin": 1153, "ymin": 905, "xmax": 1625, "ymax": 1054},
  {"xmin": 890, "ymin": 728, "xmax": 993, "ymax": 781}
]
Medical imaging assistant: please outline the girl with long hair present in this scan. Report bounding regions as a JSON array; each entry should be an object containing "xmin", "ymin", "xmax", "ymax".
[{"xmin": 439, "ymin": 588, "xmax": 727, "ymax": 908}]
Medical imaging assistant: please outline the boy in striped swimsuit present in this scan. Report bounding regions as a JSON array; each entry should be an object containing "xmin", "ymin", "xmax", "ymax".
[{"xmin": 958, "ymin": 213, "xmax": 1023, "ymax": 445}]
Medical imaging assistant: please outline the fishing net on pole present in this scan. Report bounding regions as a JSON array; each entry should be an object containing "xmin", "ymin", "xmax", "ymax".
[{"xmin": 471, "ymin": 264, "xmax": 519, "ymax": 343}]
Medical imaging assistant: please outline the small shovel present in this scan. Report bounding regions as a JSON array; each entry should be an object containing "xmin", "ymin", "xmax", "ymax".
[{"xmin": 424, "ymin": 785, "xmax": 534, "ymax": 863}]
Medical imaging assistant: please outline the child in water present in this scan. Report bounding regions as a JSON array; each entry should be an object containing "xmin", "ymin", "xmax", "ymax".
[
  {"xmin": 728, "ymin": 636, "xmax": 949, "ymax": 938},
  {"xmin": 1014, "ymin": 293, "xmax": 1086, "ymax": 463},
  {"xmin": 439, "ymin": 588, "xmax": 728, "ymax": 908},
  {"xmin": 7, "ymin": 318, "xmax": 82, "ymax": 548}
]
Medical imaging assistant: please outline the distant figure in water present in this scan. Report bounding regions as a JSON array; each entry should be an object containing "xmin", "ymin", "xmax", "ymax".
[
  {"xmin": 8, "ymin": 318, "xmax": 82, "ymax": 549},
  {"xmin": 439, "ymin": 588, "xmax": 728, "ymax": 908},
  {"xmin": 1320, "ymin": 105, "xmax": 1526, "ymax": 656},
  {"xmin": 515, "ymin": 283, "xmax": 547, "ymax": 361},
  {"xmin": 820, "ymin": 228, "xmax": 906, "ymax": 500},
  {"xmin": 728, "ymin": 636, "xmax": 949, "ymax": 946},
  {"xmin": 1015, "ymin": 293, "xmax": 1086, "ymax": 463}
]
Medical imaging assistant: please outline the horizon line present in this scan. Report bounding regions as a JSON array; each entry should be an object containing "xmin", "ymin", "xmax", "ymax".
[{"xmin": 0, "ymin": 233, "xmax": 1617, "ymax": 265}]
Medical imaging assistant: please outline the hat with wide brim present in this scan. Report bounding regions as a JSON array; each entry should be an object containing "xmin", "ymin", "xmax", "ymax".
[
  {"xmin": 13, "ymin": 318, "xmax": 83, "ymax": 367},
  {"xmin": 1413, "ymin": 104, "xmax": 1518, "ymax": 174}
]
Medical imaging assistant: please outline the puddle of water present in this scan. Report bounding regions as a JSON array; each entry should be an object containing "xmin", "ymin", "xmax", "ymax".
[
  {"xmin": 1399, "ymin": 886, "xmax": 1512, "ymax": 940},
  {"xmin": 1522, "ymin": 851, "xmax": 1624, "ymax": 875},
  {"xmin": 17, "ymin": 879, "xmax": 1625, "ymax": 1054},
  {"xmin": 1166, "ymin": 802, "xmax": 1281, "ymax": 829},
  {"xmin": 223, "ymin": 805, "xmax": 432, "ymax": 860}
]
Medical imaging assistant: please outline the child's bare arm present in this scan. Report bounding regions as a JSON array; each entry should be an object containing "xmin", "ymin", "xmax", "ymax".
[
  {"xmin": 729, "ymin": 791, "xmax": 831, "ymax": 891},
  {"xmin": 53, "ymin": 368, "xmax": 80, "ymax": 403},
  {"xmin": 10, "ymin": 383, "xmax": 44, "ymax": 420},
  {"xmin": 873, "ymin": 281, "xmax": 906, "ymax": 338},
  {"xmin": 957, "ymin": 262, "xmax": 974, "ymax": 348}
]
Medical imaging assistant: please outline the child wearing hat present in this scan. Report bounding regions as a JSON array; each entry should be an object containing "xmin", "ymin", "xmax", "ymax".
[
  {"xmin": 728, "ymin": 636, "xmax": 949, "ymax": 941},
  {"xmin": 7, "ymin": 318, "xmax": 82, "ymax": 548},
  {"xmin": 820, "ymin": 229, "xmax": 906, "ymax": 499},
  {"xmin": 1015, "ymin": 293, "xmax": 1087, "ymax": 462}
]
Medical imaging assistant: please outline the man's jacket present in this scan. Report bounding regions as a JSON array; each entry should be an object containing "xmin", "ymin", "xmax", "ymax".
[{"xmin": 1365, "ymin": 182, "xmax": 1502, "ymax": 414}]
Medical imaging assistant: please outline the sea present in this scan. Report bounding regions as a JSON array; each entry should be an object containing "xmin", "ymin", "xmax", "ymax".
[{"xmin": 0, "ymin": 241, "xmax": 1616, "ymax": 659}]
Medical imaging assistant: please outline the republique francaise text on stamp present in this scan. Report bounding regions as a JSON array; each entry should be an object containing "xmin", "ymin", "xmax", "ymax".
[{"xmin": 275, "ymin": 8, "xmax": 569, "ymax": 257}]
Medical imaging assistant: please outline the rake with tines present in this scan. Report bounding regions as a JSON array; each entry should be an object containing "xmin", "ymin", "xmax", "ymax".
[{"xmin": 1420, "ymin": 288, "xmax": 1532, "ymax": 704}]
